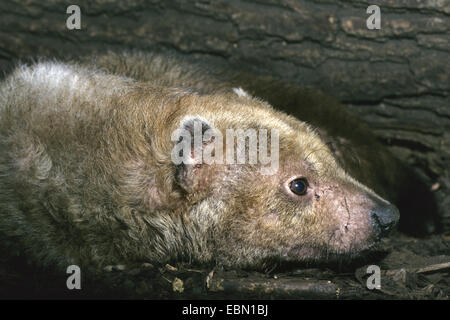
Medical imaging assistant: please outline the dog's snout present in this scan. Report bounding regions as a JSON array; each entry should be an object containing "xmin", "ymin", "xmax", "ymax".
[{"xmin": 370, "ymin": 203, "xmax": 400, "ymax": 236}]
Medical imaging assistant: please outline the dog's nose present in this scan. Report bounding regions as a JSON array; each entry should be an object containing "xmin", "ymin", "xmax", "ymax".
[{"xmin": 371, "ymin": 203, "xmax": 400, "ymax": 236}]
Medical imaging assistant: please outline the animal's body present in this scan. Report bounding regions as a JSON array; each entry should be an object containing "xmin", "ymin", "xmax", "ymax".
[{"xmin": 0, "ymin": 50, "xmax": 429, "ymax": 273}]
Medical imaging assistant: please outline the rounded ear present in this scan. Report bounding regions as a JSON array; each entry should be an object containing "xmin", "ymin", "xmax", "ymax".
[{"xmin": 171, "ymin": 116, "xmax": 219, "ymax": 193}]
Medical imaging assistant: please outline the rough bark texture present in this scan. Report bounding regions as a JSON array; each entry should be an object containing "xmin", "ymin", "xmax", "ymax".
[{"xmin": 0, "ymin": 0, "xmax": 448, "ymax": 230}]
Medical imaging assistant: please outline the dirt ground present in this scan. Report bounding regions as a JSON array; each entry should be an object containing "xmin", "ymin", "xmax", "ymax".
[{"xmin": 0, "ymin": 231, "xmax": 448, "ymax": 300}]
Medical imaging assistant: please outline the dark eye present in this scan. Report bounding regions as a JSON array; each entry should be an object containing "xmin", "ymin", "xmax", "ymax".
[{"xmin": 289, "ymin": 178, "xmax": 308, "ymax": 196}]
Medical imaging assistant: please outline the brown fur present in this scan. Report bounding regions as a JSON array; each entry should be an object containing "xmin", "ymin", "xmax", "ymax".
[{"xmin": 0, "ymin": 51, "xmax": 400, "ymax": 271}]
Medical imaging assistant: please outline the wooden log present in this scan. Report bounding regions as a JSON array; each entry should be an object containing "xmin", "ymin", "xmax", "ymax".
[{"xmin": 207, "ymin": 270, "xmax": 338, "ymax": 299}]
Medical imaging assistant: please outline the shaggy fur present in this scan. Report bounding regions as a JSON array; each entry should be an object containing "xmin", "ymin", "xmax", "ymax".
[{"xmin": 0, "ymin": 51, "xmax": 401, "ymax": 272}]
